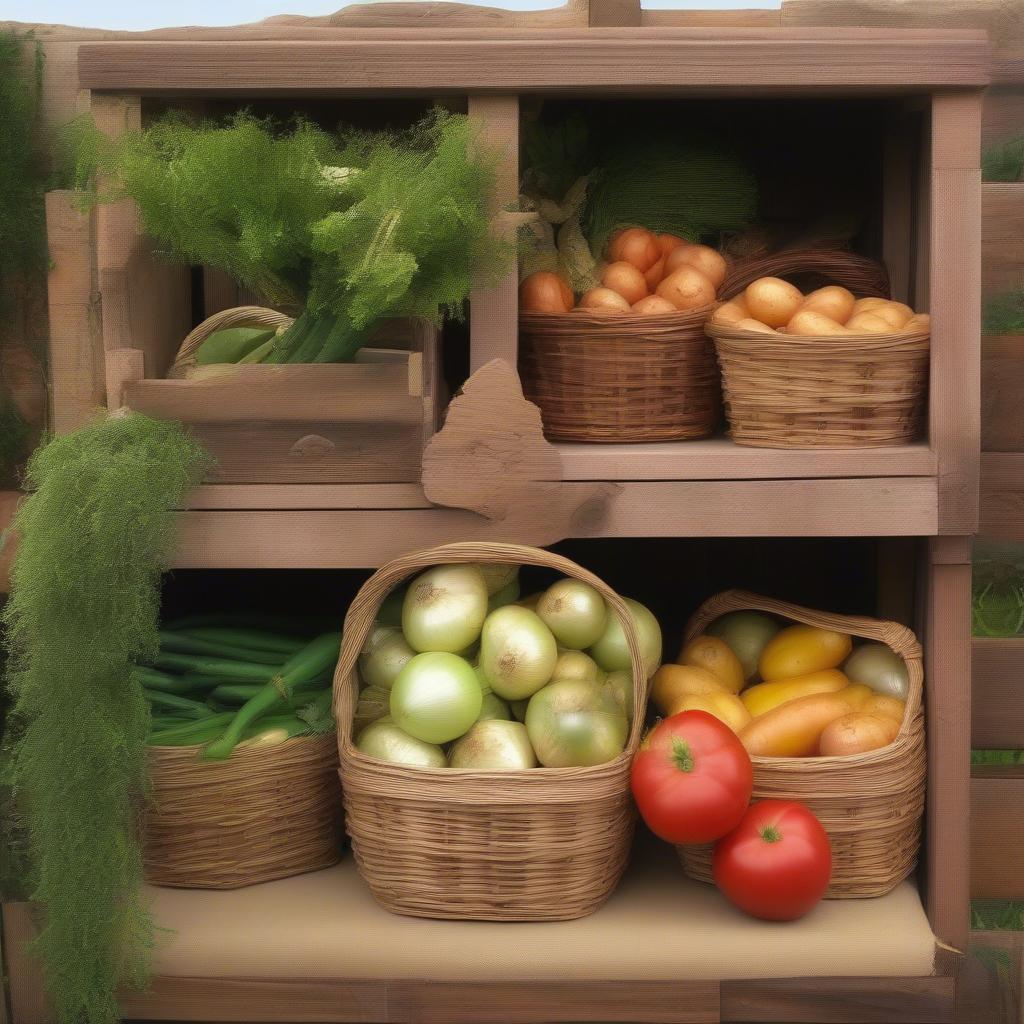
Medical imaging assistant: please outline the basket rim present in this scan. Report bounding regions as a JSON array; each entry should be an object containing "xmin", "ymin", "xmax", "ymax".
[
  {"xmin": 147, "ymin": 732, "xmax": 337, "ymax": 757},
  {"xmin": 707, "ymin": 322, "xmax": 930, "ymax": 347},
  {"xmin": 684, "ymin": 589, "xmax": 924, "ymax": 768},
  {"xmin": 520, "ymin": 302, "xmax": 716, "ymax": 330},
  {"xmin": 333, "ymin": 542, "xmax": 650, "ymax": 791}
]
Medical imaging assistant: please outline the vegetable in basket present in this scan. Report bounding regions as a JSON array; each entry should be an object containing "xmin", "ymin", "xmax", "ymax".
[{"xmin": 69, "ymin": 109, "xmax": 509, "ymax": 366}]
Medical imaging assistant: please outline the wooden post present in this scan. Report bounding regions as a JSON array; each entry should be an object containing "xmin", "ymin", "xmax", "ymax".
[
  {"xmin": 923, "ymin": 535, "xmax": 973, "ymax": 952},
  {"xmin": 930, "ymin": 90, "xmax": 983, "ymax": 536},
  {"xmin": 468, "ymin": 94, "xmax": 519, "ymax": 373}
]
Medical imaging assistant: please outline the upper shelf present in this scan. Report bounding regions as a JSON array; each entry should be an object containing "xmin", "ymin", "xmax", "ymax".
[{"xmin": 77, "ymin": 28, "xmax": 991, "ymax": 94}]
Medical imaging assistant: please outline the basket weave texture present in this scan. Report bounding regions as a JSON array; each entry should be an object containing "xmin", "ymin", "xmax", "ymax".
[
  {"xmin": 333, "ymin": 541, "xmax": 648, "ymax": 921},
  {"xmin": 144, "ymin": 735, "xmax": 343, "ymax": 889},
  {"xmin": 677, "ymin": 590, "xmax": 925, "ymax": 899},
  {"xmin": 518, "ymin": 305, "xmax": 719, "ymax": 442},
  {"xmin": 167, "ymin": 306, "xmax": 293, "ymax": 378}
]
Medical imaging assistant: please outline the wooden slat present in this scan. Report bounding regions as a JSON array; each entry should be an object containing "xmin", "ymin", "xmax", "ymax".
[
  {"xmin": 44, "ymin": 191, "xmax": 104, "ymax": 433},
  {"xmin": 556, "ymin": 439, "xmax": 937, "ymax": 480},
  {"xmin": 930, "ymin": 92, "xmax": 983, "ymax": 536},
  {"xmin": 983, "ymin": 87, "xmax": 1024, "ymax": 146},
  {"xmin": 971, "ymin": 769, "xmax": 1024, "ymax": 898},
  {"xmin": 184, "ymin": 483, "xmax": 431, "ymax": 510},
  {"xmin": 982, "ymin": 335, "xmax": 1024, "ymax": 453},
  {"xmin": 1, "ymin": 904, "xmax": 48, "ymax": 1024},
  {"xmin": 973, "ymin": 638, "xmax": 1024, "ymax": 749},
  {"xmin": 980, "ymin": 453, "xmax": 1024, "ymax": 540},
  {"xmin": 589, "ymin": 0, "xmax": 641, "ymax": 28},
  {"xmin": 0, "ymin": 490, "xmax": 20, "ymax": 595},
  {"xmin": 468, "ymin": 94, "xmax": 518, "ymax": 372},
  {"xmin": 721, "ymin": 975, "xmax": 953, "ymax": 1023},
  {"xmin": 924, "ymin": 539, "xmax": 972, "ymax": 951},
  {"xmin": 958, "ymin": 931, "xmax": 1023, "ymax": 1024},
  {"xmin": 982, "ymin": 182, "xmax": 1024, "ymax": 299},
  {"xmin": 77, "ymin": 32, "xmax": 991, "ymax": 93}
]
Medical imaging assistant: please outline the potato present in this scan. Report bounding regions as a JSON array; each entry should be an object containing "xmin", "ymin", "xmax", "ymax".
[
  {"xmin": 678, "ymin": 635, "xmax": 745, "ymax": 693},
  {"xmin": 664, "ymin": 244, "xmax": 728, "ymax": 289},
  {"xmin": 712, "ymin": 299, "xmax": 749, "ymax": 326},
  {"xmin": 845, "ymin": 311, "xmax": 896, "ymax": 334},
  {"xmin": 818, "ymin": 711, "xmax": 900, "ymax": 757},
  {"xmin": 651, "ymin": 663, "xmax": 727, "ymax": 714},
  {"xmin": 786, "ymin": 310, "xmax": 851, "ymax": 337},
  {"xmin": 851, "ymin": 297, "xmax": 890, "ymax": 315},
  {"xmin": 670, "ymin": 691, "xmax": 752, "ymax": 734},
  {"xmin": 903, "ymin": 313, "xmax": 931, "ymax": 334},
  {"xmin": 734, "ymin": 317, "xmax": 776, "ymax": 334},
  {"xmin": 801, "ymin": 285, "xmax": 855, "ymax": 324},
  {"xmin": 860, "ymin": 694, "xmax": 906, "ymax": 723},
  {"xmin": 656, "ymin": 266, "xmax": 717, "ymax": 311},
  {"xmin": 744, "ymin": 277, "xmax": 804, "ymax": 328},
  {"xmin": 868, "ymin": 302, "xmax": 912, "ymax": 330},
  {"xmin": 738, "ymin": 687, "xmax": 868, "ymax": 758}
]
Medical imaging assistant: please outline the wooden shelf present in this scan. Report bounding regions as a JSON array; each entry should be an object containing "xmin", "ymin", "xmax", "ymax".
[
  {"xmin": 972, "ymin": 764, "xmax": 1024, "ymax": 900},
  {"xmin": 556, "ymin": 439, "xmax": 937, "ymax": 481}
]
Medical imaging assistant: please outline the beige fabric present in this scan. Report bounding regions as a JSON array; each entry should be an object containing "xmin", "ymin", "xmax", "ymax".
[{"xmin": 146, "ymin": 842, "xmax": 936, "ymax": 982}]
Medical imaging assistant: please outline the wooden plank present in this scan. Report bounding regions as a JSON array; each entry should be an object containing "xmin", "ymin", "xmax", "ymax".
[
  {"xmin": 44, "ymin": 191, "xmax": 104, "ymax": 433},
  {"xmin": 983, "ymin": 87, "xmax": 1024, "ymax": 146},
  {"xmin": 184, "ymin": 483, "xmax": 430, "ymax": 510},
  {"xmin": 1, "ymin": 904, "xmax": 49, "ymax": 1024},
  {"xmin": 982, "ymin": 335, "xmax": 1024, "ymax": 452},
  {"xmin": 982, "ymin": 183, "xmax": 1024, "ymax": 299},
  {"xmin": 641, "ymin": 10, "xmax": 780, "ymax": 29},
  {"xmin": 77, "ymin": 32, "xmax": 992, "ymax": 93},
  {"xmin": 930, "ymin": 92, "xmax": 984, "ymax": 535},
  {"xmin": 468, "ymin": 94, "xmax": 518, "ymax": 372},
  {"xmin": 971, "ymin": 770, "xmax": 1024, "ymax": 898},
  {"xmin": 721, "ymin": 975, "xmax": 953, "ymax": 1023},
  {"xmin": 556, "ymin": 439, "xmax": 938, "ymax": 480},
  {"xmin": 589, "ymin": 0, "xmax": 641, "ymax": 29},
  {"xmin": 958, "ymin": 931, "xmax": 1023, "ymax": 1024},
  {"xmin": 0, "ymin": 490, "xmax": 20, "ymax": 595},
  {"xmin": 202, "ymin": 268, "xmax": 240, "ymax": 318},
  {"xmin": 980, "ymin": 453, "xmax": 1024, "ymax": 540},
  {"xmin": 973, "ymin": 638, "xmax": 1024, "ymax": 749},
  {"xmin": 91, "ymin": 94, "xmax": 192, "ymax": 381},
  {"xmin": 923, "ymin": 540, "xmax": 972, "ymax": 950}
]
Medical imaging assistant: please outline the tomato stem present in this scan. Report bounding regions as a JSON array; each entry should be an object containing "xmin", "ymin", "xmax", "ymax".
[
  {"xmin": 671, "ymin": 738, "xmax": 695, "ymax": 773},
  {"xmin": 760, "ymin": 824, "xmax": 783, "ymax": 844}
]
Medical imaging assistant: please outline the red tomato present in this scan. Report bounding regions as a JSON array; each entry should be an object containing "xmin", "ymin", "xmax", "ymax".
[
  {"xmin": 630, "ymin": 710, "xmax": 753, "ymax": 844},
  {"xmin": 713, "ymin": 800, "xmax": 832, "ymax": 921}
]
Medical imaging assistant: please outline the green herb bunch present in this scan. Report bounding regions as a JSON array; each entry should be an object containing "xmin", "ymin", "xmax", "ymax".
[
  {"xmin": 75, "ymin": 108, "xmax": 507, "ymax": 362},
  {"xmin": 2, "ymin": 413, "xmax": 208, "ymax": 1024}
]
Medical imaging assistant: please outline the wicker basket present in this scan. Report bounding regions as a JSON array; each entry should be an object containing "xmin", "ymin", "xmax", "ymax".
[
  {"xmin": 166, "ymin": 305, "xmax": 293, "ymax": 379},
  {"xmin": 518, "ymin": 305, "xmax": 719, "ymax": 442},
  {"xmin": 333, "ymin": 541, "xmax": 648, "ymax": 921},
  {"xmin": 677, "ymin": 590, "xmax": 926, "ymax": 899},
  {"xmin": 712, "ymin": 247, "xmax": 928, "ymax": 448},
  {"xmin": 144, "ymin": 735, "xmax": 344, "ymax": 889}
]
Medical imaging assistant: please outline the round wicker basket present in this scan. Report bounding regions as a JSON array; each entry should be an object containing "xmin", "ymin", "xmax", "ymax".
[
  {"xmin": 677, "ymin": 590, "xmax": 926, "ymax": 899},
  {"xmin": 333, "ymin": 541, "xmax": 649, "ymax": 921},
  {"xmin": 166, "ymin": 306, "xmax": 293, "ymax": 379},
  {"xmin": 518, "ymin": 305, "xmax": 719, "ymax": 442},
  {"xmin": 144, "ymin": 734, "xmax": 343, "ymax": 889}
]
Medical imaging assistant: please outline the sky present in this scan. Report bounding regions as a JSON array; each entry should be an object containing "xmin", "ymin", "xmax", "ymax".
[{"xmin": 4, "ymin": 0, "xmax": 779, "ymax": 32}]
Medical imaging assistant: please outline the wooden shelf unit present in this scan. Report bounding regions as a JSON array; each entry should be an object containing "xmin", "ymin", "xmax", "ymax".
[{"xmin": 3, "ymin": 18, "xmax": 988, "ymax": 1024}]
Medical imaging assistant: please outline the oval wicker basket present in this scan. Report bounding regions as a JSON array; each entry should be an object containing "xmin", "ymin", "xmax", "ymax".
[
  {"xmin": 167, "ymin": 306, "xmax": 293, "ymax": 379},
  {"xmin": 518, "ymin": 305, "xmax": 719, "ymax": 442},
  {"xmin": 677, "ymin": 590, "xmax": 926, "ymax": 899},
  {"xmin": 144, "ymin": 734, "xmax": 344, "ymax": 889},
  {"xmin": 333, "ymin": 541, "xmax": 648, "ymax": 921}
]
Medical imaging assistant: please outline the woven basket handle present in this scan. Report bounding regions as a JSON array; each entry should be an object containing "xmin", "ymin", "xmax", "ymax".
[
  {"xmin": 167, "ymin": 306, "xmax": 294, "ymax": 379},
  {"xmin": 332, "ymin": 542, "xmax": 649, "ymax": 753},
  {"xmin": 720, "ymin": 249, "xmax": 892, "ymax": 304},
  {"xmin": 683, "ymin": 588, "xmax": 923, "ymax": 735}
]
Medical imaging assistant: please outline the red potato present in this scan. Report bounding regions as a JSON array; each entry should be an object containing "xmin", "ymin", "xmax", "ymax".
[
  {"xmin": 601, "ymin": 261, "xmax": 649, "ymax": 305},
  {"xmin": 665, "ymin": 244, "xmax": 728, "ymax": 289},
  {"xmin": 519, "ymin": 271, "xmax": 574, "ymax": 313},
  {"xmin": 606, "ymin": 227, "xmax": 661, "ymax": 272},
  {"xmin": 632, "ymin": 295, "xmax": 677, "ymax": 315},
  {"xmin": 657, "ymin": 233, "xmax": 688, "ymax": 257},
  {"xmin": 644, "ymin": 256, "xmax": 666, "ymax": 290},
  {"xmin": 578, "ymin": 287, "xmax": 632, "ymax": 314},
  {"xmin": 656, "ymin": 266, "xmax": 716, "ymax": 311}
]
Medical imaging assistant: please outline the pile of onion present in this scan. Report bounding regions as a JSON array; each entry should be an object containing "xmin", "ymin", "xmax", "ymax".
[
  {"xmin": 711, "ymin": 278, "xmax": 930, "ymax": 337},
  {"xmin": 353, "ymin": 563, "xmax": 663, "ymax": 771},
  {"xmin": 519, "ymin": 227, "xmax": 726, "ymax": 317}
]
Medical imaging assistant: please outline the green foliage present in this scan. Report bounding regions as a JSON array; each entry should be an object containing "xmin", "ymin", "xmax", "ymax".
[
  {"xmin": 983, "ymin": 289, "xmax": 1024, "ymax": 335},
  {"xmin": 521, "ymin": 112, "xmax": 593, "ymax": 203},
  {"xmin": 972, "ymin": 899, "xmax": 1024, "ymax": 931},
  {"xmin": 982, "ymin": 135, "xmax": 1024, "ymax": 183},
  {"xmin": 73, "ymin": 109, "xmax": 507, "ymax": 359},
  {"xmin": 0, "ymin": 30, "xmax": 46, "ymax": 285},
  {"xmin": 972, "ymin": 749, "xmax": 1024, "ymax": 766},
  {"xmin": 0, "ymin": 395, "xmax": 29, "ymax": 485},
  {"xmin": 2, "ymin": 413, "xmax": 209, "ymax": 1024}
]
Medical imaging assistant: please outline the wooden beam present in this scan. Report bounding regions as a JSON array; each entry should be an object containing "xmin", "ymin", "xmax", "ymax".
[
  {"xmin": 1, "ymin": 904, "xmax": 48, "ymax": 1024},
  {"xmin": 77, "ymin": 32, "xmax": 991, "ymax": 93},
  {"xmin": 980, "ymin": 453, "xmax": 1024, "ymax": 541},
  {"xmin": 971, "ymin": 769, "xmax": 1024, "ymax": 899},
  {"xmin": 930, "ymin": 92, "xmax": 983, "ymax": 536},
  {"xmin": 923, "ymin": 538, "xmax": 971, "ymax": 951},
  {"xmin": 0, "ymin": 490, "xmax": 20, "ymax": 595},
  {"xmin": 589, "ymin": 0, "xmax": 641, "ymax": 28},
  {"xmin": 982, "ymin": 182, "xmax": 1024, "ymax": 300},
  {"xmin": 973, "ymin": 638, "xmax": 1024, "ymax": 749}
]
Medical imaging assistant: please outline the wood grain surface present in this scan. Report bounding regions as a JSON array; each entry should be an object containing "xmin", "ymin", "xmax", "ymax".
[
  {"xmin": 971, "ymin": 770, "xmax": 1024, "ymax": 899},
  {"xmin": 973, "ymin": 638, "xmax": 1024, "ymax": 749},
  {"xmin": 982, "ymin": 183, "xmax": 1024, "ymax": 299},
  {"xmin": 980, "ymin": 453, "xmax": 1024, "ymax": 540}
]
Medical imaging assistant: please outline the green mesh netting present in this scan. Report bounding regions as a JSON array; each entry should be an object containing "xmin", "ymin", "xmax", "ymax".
[{"xmin": 1, "ymin": 413, "xmax": 209, "ymax": 1024}]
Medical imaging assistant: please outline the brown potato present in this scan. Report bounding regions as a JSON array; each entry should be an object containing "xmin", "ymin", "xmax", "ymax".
[
  {"xmin": 818, "ymin": 711, "xmax": 901, "ymax": 757},
  {"xmin": 860, "ymin": 694, "xmax": 906, "ymax": 723},
  {"xmin": 738, "ymin": 688, "xmax": 867, "ymax": 758}
]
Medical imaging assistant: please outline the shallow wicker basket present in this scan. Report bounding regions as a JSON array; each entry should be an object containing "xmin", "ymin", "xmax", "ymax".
[
  {"xmin": 333, "ymin": 541, "xmax": 648, "ymax": 921},
  {"xmin": 677, "ymin": 590, "xmax": 926, "ymax": 899},
  {"xmin": 144, "ymin": 735, "xmax": 343, "ymax": 889},
  {"xmin": 518, "ymin": 305, "xmax": 719, "ymax": 442}
]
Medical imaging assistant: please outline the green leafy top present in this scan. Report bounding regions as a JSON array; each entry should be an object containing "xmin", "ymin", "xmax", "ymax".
[
  {"xmin": 2, "ymin": 413, "xmax": 209, "ymax": 1024},
  {"xmin": 73, "ymin": 109, "xmax": 508, "ymax": 343}
]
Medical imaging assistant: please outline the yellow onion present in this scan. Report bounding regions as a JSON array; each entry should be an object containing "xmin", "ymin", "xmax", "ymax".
[
  {"xmin": 589, "ymin": 598, "xmax": 662, "ymax": 679},
  {"xmin": 402, "ymin": 564, "xmax": 489, "ymax": 653},
  {"xmin": 553, "ymin": 649, "xmax": 604, "ymax": 683},
  {"xmin": 525, "ymin": 678, "xmax": 628, "ymax": 768},
  {"xmin": 843, "ymin": 643, "xmax": 910, "ymax": 700},
  {"xmin": 480, "ymin": 605, "xmax": 558, "ymax": 700},
  {"xmin": 537, "ymin": 579, "xmax": 609, "ymax": 650},
  {"xmin": 390, "ymin": 652, "xmax": 482, "ymax": 744},
  {"xmin": 358, "ymin": 626, "xmax": 416, "ymax": 690},
  {"xmin": 353, "ymin": 685, "xmax": 390, "ymax": 734},
  {"xmin": 448, "ymin": 720, "xmax": 538, "ymax": 770},
  {"xmin": 603, "ymin": 669, "xmax": 635, "ymax": 721},
  {"xmin": 706, "ymin": 610, "xmax": 780, "ymax": 682},
  {"xmin": 356, "ymin": 720, "xmax": 447, "ymax": 768}
]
